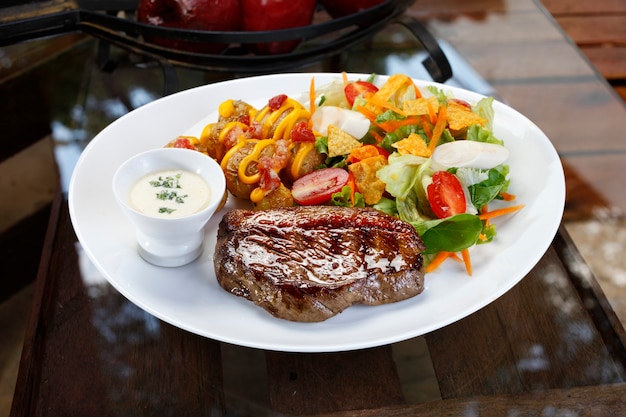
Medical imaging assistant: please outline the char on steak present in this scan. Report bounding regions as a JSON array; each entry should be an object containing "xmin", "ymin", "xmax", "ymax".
[{"xmin": 214, "ymin": 206, "xmax": 426, "ymax": 322}]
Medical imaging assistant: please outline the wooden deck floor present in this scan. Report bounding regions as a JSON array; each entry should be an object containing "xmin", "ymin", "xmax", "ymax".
[{"xmin": 540, "ymin": 0, "xmax": 626, "ymax": 102}]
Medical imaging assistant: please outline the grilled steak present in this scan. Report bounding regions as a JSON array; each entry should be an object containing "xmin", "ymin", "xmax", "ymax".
[{"xmin": 214, "ymin": 206, "xmax": 426, "ymax": 322}]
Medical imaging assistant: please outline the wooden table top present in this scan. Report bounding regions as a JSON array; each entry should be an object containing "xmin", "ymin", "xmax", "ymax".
[{"xmin": 7, "ymin": 0, "xmax": 626, "ymax": 415}]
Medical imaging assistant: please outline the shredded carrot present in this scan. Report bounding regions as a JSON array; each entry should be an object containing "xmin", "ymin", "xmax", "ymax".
[
  {"xmin": 370, "ymin": 130, "xmax": 384, "ymax": 144},
  {"xmin": 365, "ymin": 94, "xmax": 407, "ymax": 117},
  {"xmin": 428, "ymin": 105, "xmax": 447, "ymax": 153},
  {"xmin": 425, "ymin": 251, "xmax": 452, "ymax": 273},
  {"xmin": 413, "ymin": 84, "xmax": 423, "ymax": 99},
  {"xmin": 461, "ymin": 249, "xmax": 473, "ymax": 276},
  {"xmin": 448, "ymin": 252, "xmax": 462, "ymax": 262},
  {"xmin": 355, "ymin": 105, "xmax": 378, "ymax": 124},
  {"xmin": 309, "ymin": 77, "xmax": 316, "ymax": 115},
  {"xmin": 481, "ymin": 204, "xmax": 490, "ymax": 228},
  {"xmin": 478, "ymin": 204, "xmax": 525, "ymax": 221},
  {"xmin": 346, "ymin": 172, "xmax": 357, "ymax": 205},
  {"xmin": 499, "ymin": 192, "xmax": 516, "ymax": 201},
  {"xmin": 341, "ymin": 72, "xmax": 349, "ymax": 86},
  {"xmin": 420, "ymin": 115, "xmax": 433, "ymax": 138},
  {"xmin": 377, "ymin": 116, "xmax": 423, "ymax": 133}
]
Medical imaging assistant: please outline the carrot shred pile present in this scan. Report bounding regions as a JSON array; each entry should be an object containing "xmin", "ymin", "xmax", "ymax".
[
  {"xmin": 426, "ymin": 202, "xmax": 524, "ymax": 275},
  {"xmin": 425, "ymin": 251, "xmax": 453, "ymax": 273},
  {"xmin": 425, "ymin": 249, "xmax": 472, "ymax": 276}
]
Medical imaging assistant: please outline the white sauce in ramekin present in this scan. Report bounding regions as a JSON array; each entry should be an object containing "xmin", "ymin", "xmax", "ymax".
[{"xmin": 129, "ymin": 170, "xmax": 210, "ymax": 218}]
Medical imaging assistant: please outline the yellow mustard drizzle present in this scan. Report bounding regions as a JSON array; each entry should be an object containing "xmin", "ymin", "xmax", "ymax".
[
  {"xmin": 218, "ymin": 99, "xmax": 235, "ymax": 118},
  {"xmin": 290, "ymin": 142, "xmax": 315, "ymax": 180},
  {"xmin": 238, "ymin": 139, "xmax": 276, "ymax": 184},
  {"xmin": 273, "ymin": 107, "xmax": 310, "ymax": 140},
  {"xmin": 255, "ymin": 98, "xmax": 310, "ymax": 139},
  {"xmin": 220, "ymin": 138, "xmax": 256, "ymax": 171},
  {"xmin": 249, "ymin": 187, "xmax": 267, "ymax": 203},
  {"xmin": 218, "ymin": 121, "xmax": 249, "ymax": 143}
]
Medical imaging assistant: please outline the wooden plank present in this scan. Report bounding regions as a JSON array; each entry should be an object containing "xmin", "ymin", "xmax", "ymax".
[
  {"xmin": 310, "ymin": 383, "xmax": 626, "ymax": 417},
  {"xmin": 408, "ymin": 0, "xmax": 536, "ymax": 17},
  {"xmin": 540, "ymin": 0, "xmax": 626, "ymax": 15},
  {"xmin": 10, "ymin": 198, "xmax": 227, "ymax": 417},
  {"xmin": 421, "ymin": 8, "xmax": 566, "ymax": 44},
  {"xmin": 580, "ymin": 46, "xmax": 626, "ymax": 79},
  {"xmin": 554, "ymin": 15, "xmax": 626, "ymax": 46},
  {"xmin": 493, "ymin": 81, "xmax": 626, "ymax": 154},
  {"xmin": 0, "ymin": 204, "xmax": 50, "ymax": 302},
  {"xmin": 444, "ymin": 41, "xmax": 596, "ymax": 81},
  {"xmin": 424, "ymin": 246, "xmax": 625, "ymax": 399},
  {"xmin": 554, "ymin": 226, "xmax": 626, "ymax": 366},
  {"xmin": 560, "ymin": 154, "xmax": 626, "ymax": 220},
  {"xmin": 615, "ymin": 85, "xmax": 626, "ymax": 102},
  {"xmin": 266, "ymin": 347, "xmax": 405, "ymax": 415}
]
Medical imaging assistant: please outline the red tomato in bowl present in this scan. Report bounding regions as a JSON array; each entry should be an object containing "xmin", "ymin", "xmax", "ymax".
[
  {"xmin": 291, "ymin": 168, "xmax": 349, "ymax": 206},
  {"xmin": 241, "ymin": 0, "xmax": 317, "ymax": 55},
  {"xmin": 344, "ymin": 81, "xmax": 379, "ymax": 107},
  {"xmin": 137, "ymin": 0, "xmax": 240, "ymax": 54},
  {"xmin": 427, "ymin": 171, "xmax": 466, "ymax": 218}
]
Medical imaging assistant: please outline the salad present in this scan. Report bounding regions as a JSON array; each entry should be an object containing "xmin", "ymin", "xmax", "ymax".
[{"xmin": 168, "ymin": 73, "xmax": 523, "ymax": 275}]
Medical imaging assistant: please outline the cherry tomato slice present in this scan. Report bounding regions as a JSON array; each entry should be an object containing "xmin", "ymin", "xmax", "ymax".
[
  {"xmin": 344, "ymin": 81, "xmax": 379, "ymax": 107},
  {"xmin": 291, "ymin": 168, "xmax": 349, "ymax": 206},
  {"xmin": 427, "ymin": 171, "xmax": 466, "ymax": 218}
]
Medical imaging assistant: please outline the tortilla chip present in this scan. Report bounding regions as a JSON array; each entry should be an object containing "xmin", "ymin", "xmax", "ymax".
[
  {"xmin": 392, "ymin": 133, "xmax": 431, "ymax": 157},
  {"xmin": 348, "ymin": 155, "xmax": 387, "ymax": 205},
  {"xmin": 447, "ymin": 101, "xmax": 487, "ymax": 131},
  {"xmin": 327, "ymin": 125, "xmax": 362, "ymax": 157},
  {"xmin": 364, "ymin": 74, "xmax": 414, "ymax": 114},
  {"xmin": 402, "ymin": 96, "xmax": 439, "ymax": 116},
  {"xmin": 375, "ymin": 74, "xmax": 413, "ymax": 101}
]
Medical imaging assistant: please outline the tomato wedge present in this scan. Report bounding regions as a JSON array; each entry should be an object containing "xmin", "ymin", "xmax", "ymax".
[
  {"xmin": 344, "ymin": 81, "xmax": 379, "ymax": 107},
  {"xmin": 427, "ymin": 171, "xmax": 466, "ymax": 218},
  {"xmin": 291, "ymin": 168, "xmax": 349, "ymax": 206}
]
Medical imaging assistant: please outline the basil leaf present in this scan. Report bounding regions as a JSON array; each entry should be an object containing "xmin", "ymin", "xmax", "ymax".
[
  {"xmin": 412, "ymin": 214, "xmax": 483, "ymax": 254},
  {"xmin": 468, "ymin": 166, "xmax": 510, "ymax": 211}
]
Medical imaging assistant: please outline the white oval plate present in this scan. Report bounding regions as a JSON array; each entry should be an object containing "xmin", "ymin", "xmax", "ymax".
[{"xmin": 68, "ymin": 73, "xmax": 565, "ymax": 352}]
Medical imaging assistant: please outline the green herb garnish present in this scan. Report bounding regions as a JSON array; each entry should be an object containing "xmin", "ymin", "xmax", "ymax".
[
  {"xmin": 156, "ymin": 190, "xmax": 188, "ymax": 203},
  {"xmin": 150, "ymin": 174, "xmax": 182, "ymax": 189}
]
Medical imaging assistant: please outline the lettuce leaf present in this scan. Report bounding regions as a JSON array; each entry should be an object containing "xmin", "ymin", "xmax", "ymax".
[
  {"xmin": 330, "ymin": 186, "xmax": 365, "ymax": 207},
  {"xmin": 473, "ymin": 96, "xmax": 495, "ymax": 130},
  {"xmin": 373, "ymin": 197, "xmax": 397, "ymax": 216},
  {"xmin": 466, "ymin": 124, "xmax": 503, "ymax": 145}
]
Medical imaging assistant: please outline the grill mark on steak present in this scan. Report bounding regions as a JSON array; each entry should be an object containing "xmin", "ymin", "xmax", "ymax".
[{"xmin": 214, "ymin": 206, "xmax": 426, "ymax": 322}]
